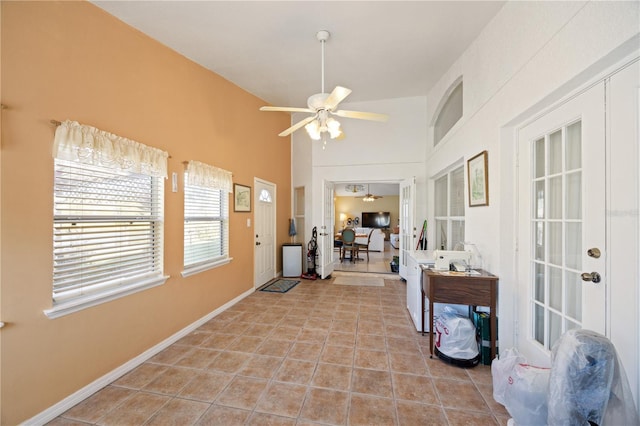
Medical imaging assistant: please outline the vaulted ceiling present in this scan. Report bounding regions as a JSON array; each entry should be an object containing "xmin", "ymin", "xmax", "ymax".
[{"xmin": 92, "ymin": 1, "xmax": 505, "ymax": 108}]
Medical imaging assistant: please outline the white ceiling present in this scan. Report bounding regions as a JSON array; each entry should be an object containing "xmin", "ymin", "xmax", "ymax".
[{"xmin": 91, "ymin": 1, "xmax": 505, "ymax": 108}]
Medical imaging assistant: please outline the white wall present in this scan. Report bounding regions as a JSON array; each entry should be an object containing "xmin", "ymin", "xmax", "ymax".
[
  {"xmin": 292, "ymin": 96, "xmax": 429, "ymax": 245},
  {"xmin": 291, "ymin": 0, "xmax": 640, "ymax": 409},
  {"xmin": 425, "ymin": 0, "xmax": 639, "ymax": 408}
]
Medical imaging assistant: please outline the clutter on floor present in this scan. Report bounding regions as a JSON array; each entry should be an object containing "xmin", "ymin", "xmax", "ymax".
[{"xmin": 492, "ymin": 329, "xmax": 640, "ymax": 426}]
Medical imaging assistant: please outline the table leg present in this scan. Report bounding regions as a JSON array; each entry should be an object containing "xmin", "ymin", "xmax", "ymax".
[{"xmin": 429, "ymin": 299, "xmax": 434, "ymax": 358}]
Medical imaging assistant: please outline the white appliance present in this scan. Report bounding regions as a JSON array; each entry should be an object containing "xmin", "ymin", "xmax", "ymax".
[
  {"xmin": 406, "ymin": 250, "xmax": 434, "ymax": 332},
  {"xmin": 406, "ymin": 250, "xmax": 468, "ymax": 332},
  {"xmin": 282, "ymin": 243, "xmax": 302, "ymax": 277}
]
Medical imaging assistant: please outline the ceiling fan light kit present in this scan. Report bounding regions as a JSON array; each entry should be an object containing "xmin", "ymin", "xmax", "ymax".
[{"xmin": 260, "ymin": 30, "xmax": 388, "ymax": 143}]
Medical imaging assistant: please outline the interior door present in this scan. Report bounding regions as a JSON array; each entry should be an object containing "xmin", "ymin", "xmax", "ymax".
[
  {"xmin": 254, "ymin": 178, "xmax": 276, "ymax": 288},
  {"xmin": 516, "ymin": 82, "xmax": 606, "ymax": 366},
  {"xmin": 399, "ymin": 177, "xmax": 416, "ymax": 279},
  {"xmin": 319, "ymin": 180, "xmax": 335, "ymax": 279}
]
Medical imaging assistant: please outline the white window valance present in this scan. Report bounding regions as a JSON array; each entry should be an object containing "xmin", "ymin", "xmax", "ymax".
[
  {"xmin": 186, "ymin": 160, "xmax": 233, "ymax": 192},
  {"xmin": 53, "ymin": 120, "xmax": 168, "ymax": 178}
]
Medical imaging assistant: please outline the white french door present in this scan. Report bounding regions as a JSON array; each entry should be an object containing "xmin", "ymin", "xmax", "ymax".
[
  {"xmin": 254, "ymin": 179, "xmax": 276, "ymax": 288},
  {"xmin": 319, "ymin": 180, "xmax": 335, "ymax": 279},
  {"xmin": 399, "ymin": 177, "xmax": 416, "ymax": 280},
  {"xmin": 516, "ymin": 82, "xmax": 606, "ymax": 366}
]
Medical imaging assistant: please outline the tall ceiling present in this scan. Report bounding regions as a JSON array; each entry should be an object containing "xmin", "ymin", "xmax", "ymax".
[{"xmin": 91, "ymin": 1, "xmax": 505, "ymax": 108}]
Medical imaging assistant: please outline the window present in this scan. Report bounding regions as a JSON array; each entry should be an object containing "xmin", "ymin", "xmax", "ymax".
[
  {"xmin": 434, "ymin": 165, "xmax": 465, "ymax": 249},
  {"xmin": 182, "ymin": 161, "xmax": 232, "ymax": 276},
  {"xmin": 434, "ymin": 79, "xmax": 463, "ymax": 146},
  {"xmin": 48, "ymin": 120, "xmax": 168, "ymax": 318}
]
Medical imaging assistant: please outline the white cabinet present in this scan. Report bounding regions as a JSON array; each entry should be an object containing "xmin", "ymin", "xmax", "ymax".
[{"xmin": 406, "ymin": 250, "xmax": 434, "ymax": 332}]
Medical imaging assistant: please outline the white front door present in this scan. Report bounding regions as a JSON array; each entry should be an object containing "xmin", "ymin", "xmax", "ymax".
[
  {"xmin": 319, "ymin": 180, "xmax": 334, "ymax": 279},
  {"xmin": 254, "ymin": 179, "xmax": 276, "ymax": 288},
  {"xmin": 516, "ymin": 82, "xmax": 606, "ymax": 366},
  {"xmin": 399, "ymin": 177, "xmax": 416, "ymax": 279}
]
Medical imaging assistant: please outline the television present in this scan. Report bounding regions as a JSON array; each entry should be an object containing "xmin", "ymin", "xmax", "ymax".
[{"xmin": 361, "ymin": 212, "xmax": 391, "ymax": 229}]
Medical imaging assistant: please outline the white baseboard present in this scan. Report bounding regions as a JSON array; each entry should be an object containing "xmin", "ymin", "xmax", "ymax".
[{"xmin": 23, "ymin": 288, "xmax": 254, "ymax": 426}]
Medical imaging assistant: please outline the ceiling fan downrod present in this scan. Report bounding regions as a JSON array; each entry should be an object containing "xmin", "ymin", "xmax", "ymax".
[{"xmin": 317, "ymin": 30, "xmax": 330, "ymax": 94}]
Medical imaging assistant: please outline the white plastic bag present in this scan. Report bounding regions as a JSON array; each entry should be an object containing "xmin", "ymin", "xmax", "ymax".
[
  {"xmin": 491, "ymin": 348, "xmax": 525, "ymax": 406},
  {"xmin": 434, "ymin": 306, "xmax": 479, "ymax": 361},
  {"xmin": 504, "ymin": 363, "xmax": 550, "ymax": 425},
  {"xmin": 491, "ymin": 347, "xmax": 550, "ymax": 426}
]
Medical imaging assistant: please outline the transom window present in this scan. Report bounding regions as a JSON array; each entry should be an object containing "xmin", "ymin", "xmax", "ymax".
[{"xmin": 434, "ymin": 79, "xmax": 463, "ymax": 146}]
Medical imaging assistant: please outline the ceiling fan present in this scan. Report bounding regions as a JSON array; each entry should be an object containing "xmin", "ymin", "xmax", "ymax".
[
  {"xmin": 260, "ymin": 30, "xmax": 388, "ymax": 141},
  {"xmin": 345, "ymin": 184, "xmax": 365, "ymax": 193},
  {"xmin": 362, "ymin": 184, "xmax": 383, "ymax": 202}
]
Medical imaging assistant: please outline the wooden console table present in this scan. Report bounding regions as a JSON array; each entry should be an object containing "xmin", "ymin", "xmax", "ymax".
[{"xmin": 420, "ymin": 266, "xmax": 499, "ymax": 359}]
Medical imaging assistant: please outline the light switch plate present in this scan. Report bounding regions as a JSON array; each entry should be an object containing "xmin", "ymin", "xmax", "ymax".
[
  {"xmin": 172, "ymin": 172, "xmax": 178, "ymax": 192},
  {"xmin": 247, "ymin": 218, "xmax": 251, "ymax": 227}
]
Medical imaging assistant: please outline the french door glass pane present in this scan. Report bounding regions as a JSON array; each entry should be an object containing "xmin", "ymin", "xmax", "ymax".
[
  {"xmin": 565, "ymin": 271, "xmax": 582, "ymax": 321},
  {"xmin": 535, "ymin": 181, "xmax": 545, "ymax": 219},
  {"xmin": 548, "ymin": 222, "xmax": 562, "ymax": 266},
  {"xmin": 549, "ymin": 311, "xmax": 562, "ymax": 348},
  {"xmin": 549, "ymin": 266, "xmax": 562, "ymax": 311},
  {"xmin": 549, "ymin": 176, "xmax": 562, "ymax": 219},
  {"xmin": 566, "ymin": 172, "xmax": 582, "ymax": 220},
  {"xmin": 534, "ymin": 304, "xmax": 545, "ymax": 345},
  {"xmin": 549, "ymin": 130, "xmax": 563, "ymax": 174},
  {"xmin": 565, "ymin": 222, "xmax": 582, "ymax": 270},
  {"xmin": 566, "ymin": 121, "xmax": 582, "ymax": 170},
  {"xmin": 534, "ymin": 262, "xmax": 545, "ymax": 302},
  {"xmin": 535, "ymin": 221, "xmax": 545, "ymax": 261},
  {"xmin": 535, "ymin": 138, "xmax": 545, "ymax": 178}
]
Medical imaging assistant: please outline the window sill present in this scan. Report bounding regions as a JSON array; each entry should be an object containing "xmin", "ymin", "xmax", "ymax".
[
  {"xmin": 44, "ymin": 275, "xmax": 169, "ymax": 319},
  {"xmin": 181, "ymin": 257, "xmax": 233, "ymax": 278}
]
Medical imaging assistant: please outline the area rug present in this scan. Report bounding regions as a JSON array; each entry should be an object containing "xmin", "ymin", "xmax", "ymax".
[
  {"xmin": 332, "ymin": 275, "xmax": 385, "ymax": 287},
  {"xmin": 260, "ymin": 279, "xmax": 300, "ymax": 293}
]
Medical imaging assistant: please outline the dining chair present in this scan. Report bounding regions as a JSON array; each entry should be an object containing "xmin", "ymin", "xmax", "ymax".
[
  {"xmin": 356, "ymin": 228, "xmax": 375, "ymax": 262},
  {"xmin": 340, "ymin": 228, "xmax": 358, "ymax": 262}
]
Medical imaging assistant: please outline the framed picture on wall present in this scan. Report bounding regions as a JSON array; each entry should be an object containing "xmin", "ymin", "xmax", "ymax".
[
  {"xmin": 234, "ymin": 183, "xmax": 251, "ymax": 212},
  {"xmin": 467, "ymin": 150, "xmax": 489, "ymax": 207}
]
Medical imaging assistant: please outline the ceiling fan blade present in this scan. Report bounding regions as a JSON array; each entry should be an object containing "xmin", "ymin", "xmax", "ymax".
[
  {"xmin": 333, "ymin": 110, "xmax": 389, "ymax": 122},
  {"xmin": 260, "ymin": 106, "xmax": 314, "ymax": 114},
  {"xmin": 324, "ymin": 86, "xmax": 352, "ymax": 110},
  {"xmin": 278, "ymin": 115, "xmax": 317, "ymax": 137}
]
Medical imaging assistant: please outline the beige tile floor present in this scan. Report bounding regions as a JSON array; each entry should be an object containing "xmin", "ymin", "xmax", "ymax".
[
  {"xmin": 333, "ymin": 241, "xmax": 398, "ymax": 274},
  {"xmin": 49, "ymin": 273, "xmax": 509, "ymax": 426}
]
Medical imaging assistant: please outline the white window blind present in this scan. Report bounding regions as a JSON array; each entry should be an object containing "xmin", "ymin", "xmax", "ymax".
[
  {"xmin": 183, "ymin": 161, "xmax": 231, "ymax": 275},
  {"xmin": 53, "ymin": 159, "xmax": 165, "ymax": 303}
]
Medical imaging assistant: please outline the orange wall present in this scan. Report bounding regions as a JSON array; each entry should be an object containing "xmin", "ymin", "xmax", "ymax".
[{"xmin": 0, "ymin": 2, "xmax": 291, "ymax": 423}]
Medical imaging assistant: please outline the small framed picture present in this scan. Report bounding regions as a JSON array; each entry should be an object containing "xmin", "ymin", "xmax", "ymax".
[
  {"xmin": 467, "ymin": 150, "xmax": 489, "ymax": 207},
  {"xmin": 234, "ymin": 183, "xmax": 251, "ymax": 212}
]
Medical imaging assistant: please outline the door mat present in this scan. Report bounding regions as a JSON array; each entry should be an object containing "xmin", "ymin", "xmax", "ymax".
[
  {"xmin": 332, "ymin": 275, "xmax": 385, "ymax": 287},
  {"xmin": 260, "ymin": 279, "xmax": 301, "ymax": 293}
]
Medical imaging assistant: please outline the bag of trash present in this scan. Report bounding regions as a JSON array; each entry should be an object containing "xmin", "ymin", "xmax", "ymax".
[
  {"xmin": 548, "ymin": 329, "xmax": 640, "ymax": 426},
  {"xmin": 491, "ymin": 347, "xmax": 550, "ymax": 425},
  {"xmin": 434, "ymin": 306, "xmax": 480, "ymax": 367}
]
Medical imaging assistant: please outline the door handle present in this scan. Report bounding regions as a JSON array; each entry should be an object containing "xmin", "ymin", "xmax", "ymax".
[
  {"xmin": 581, "ymin": 272, "xmax": 601, "ymax": 283},
  {"xmin": 319, "ymin": 233, "xmax": 327, "ymax": 236},
  {"xmin": 256, "ymin": 242, "xmax": 261, "ymax": 246},
  {"xmin": 587, "ymin": 248, "xmax": 601, "ymax": 258}
]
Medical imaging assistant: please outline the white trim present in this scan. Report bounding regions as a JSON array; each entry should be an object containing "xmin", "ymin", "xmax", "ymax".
[
  {"xmin": 26, "ymin": 287, "xmax": 254, "ymax": 425},
  {"xmin": 181, "ymin": 257, "xmax": 233, "ymax": 278},
  {"xmin": 44, "ymin": 275, "xmax": 169, "ymax": 319}
]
